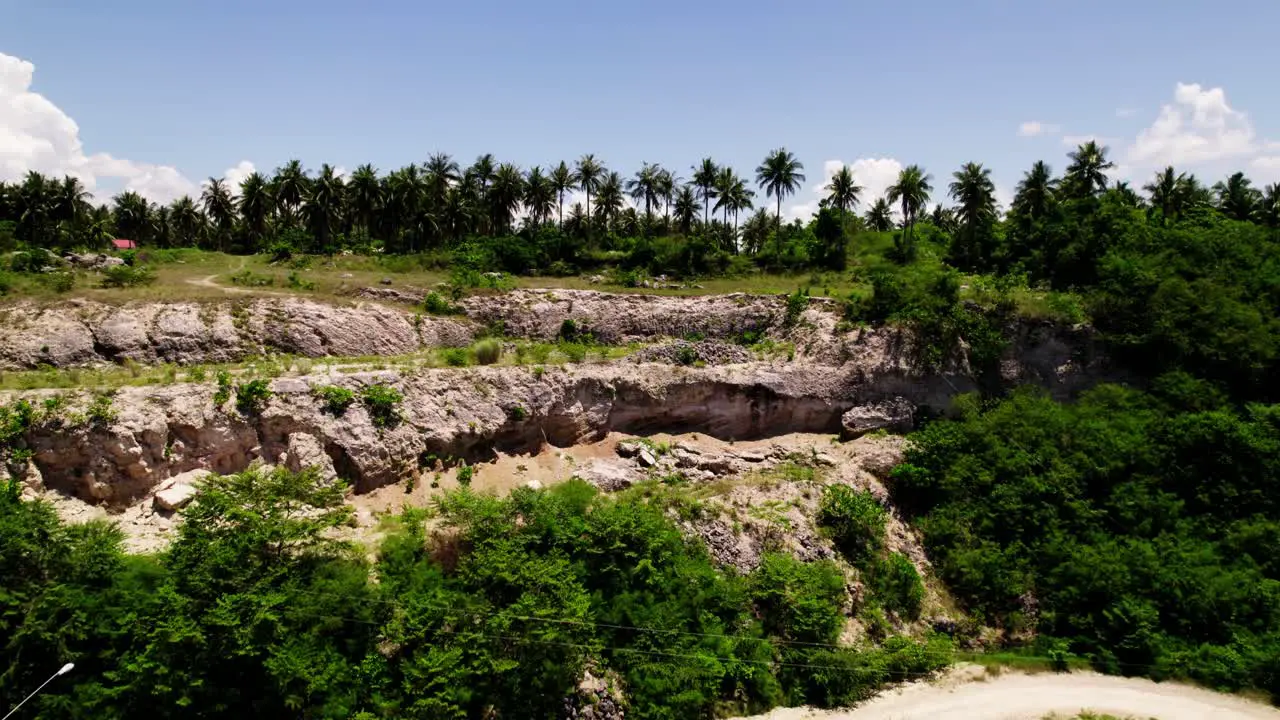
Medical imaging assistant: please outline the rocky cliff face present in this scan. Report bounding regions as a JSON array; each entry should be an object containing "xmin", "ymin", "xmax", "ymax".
[
  {"xmin": 2, "ymin": 288, "xmax": 1119, "ymax": 509},
  {"xmin": 8, "ymin": 322, "xmax": 1110, "ymax": 510},
  {"xmin": 0, "ymin": 297, "xmax": 474, "ymax": 368},
  {"xmin": 0, "ymin": 290, "xmax": 1111, "ymax": 391}
]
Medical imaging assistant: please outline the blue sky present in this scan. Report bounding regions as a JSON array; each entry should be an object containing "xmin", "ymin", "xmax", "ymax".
[{"xmin": 3, "ymin": 0, "xmax": 1279, "ymax": 213}]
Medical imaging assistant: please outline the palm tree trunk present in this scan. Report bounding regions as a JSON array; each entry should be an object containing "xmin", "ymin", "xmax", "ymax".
[
  {"xmin": 558, "ymin": 193, "xmax": 564, "ymax": 230},
  {"xmin": 775, "ymin": 196, "xmax": 783, "ymax": 264}
]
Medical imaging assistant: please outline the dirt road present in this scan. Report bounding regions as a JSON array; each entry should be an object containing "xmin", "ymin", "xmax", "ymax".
[{"xmin": 741, "ymin": 668, "xmax": 1280, "ymax": 719}]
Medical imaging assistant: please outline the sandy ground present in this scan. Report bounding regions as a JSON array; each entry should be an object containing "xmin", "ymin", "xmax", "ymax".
[{"xmin": 740, "ymin": 667, "xmax": 1280, "ymax": 720}]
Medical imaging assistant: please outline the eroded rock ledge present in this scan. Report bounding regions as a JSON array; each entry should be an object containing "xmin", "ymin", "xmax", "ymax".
[
  {"xmin": 10, "ymin": 357, "xmax": 1000, "ymax": 507},
  {"xmin": 0, "ymin": 289, "xmax": 1107, "ymax": 373}
]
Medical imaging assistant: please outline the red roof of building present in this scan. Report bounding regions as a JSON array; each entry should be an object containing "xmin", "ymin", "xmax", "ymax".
[{"xmin": 112, "ymin": 238, "xmax": 137, "ymax": 250}]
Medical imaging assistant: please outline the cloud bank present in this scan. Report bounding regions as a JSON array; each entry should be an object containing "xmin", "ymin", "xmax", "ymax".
[{"xmin": 0, "ymin": 51, "xmax": 249, "ymax": 204}]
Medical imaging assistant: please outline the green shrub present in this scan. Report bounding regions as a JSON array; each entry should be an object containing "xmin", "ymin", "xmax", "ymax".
[
  {"xmin": 86, "ymin": 392, "xmax": 117, "ymax": 426},
  {"xmin": 43, "ymin": 271, "xmax": 75, "ymax": 293},
  {"xmin": 674, "ymin": 344, "xmax": 698, "ymax": 366},
  {"xmin": 559, "ymin": 342, "xmax": 588, "ymax": 363},
  {"xmin": 360, "ymin": 384, "xmax": 403, "ymax": 428},
  {"xmin": 818, "ymin": 485, "xmax": 886, "ymax": 566},
  {"xmin": 472, "ymin": 338, "xmax": 502, "ymax": 365},
  {"xmin": 100, "ymin": 264, "xmax": 156, "ymax": 288},
  {"xmin": 867, "ymin": 552, "xmax": 925, "ymax": 619},
  {"xmin": 558, "ymin": 318, "xmax": 580, "ymax": 341},
  {"xmin": 315, "ymin": 385, "xmax": 356, "ymax": 415},
  {"xmin": 235, "ymin": 378, "xmax": 273, "ymax": 415},
  {"xmin": 8, "ymin": 249, "xmax": 55, "ymax": 273},
  {"xmin": 456, "ymin": 463, "xmax": 473, "ymax": 487},
  {"xmin": 441, "ymin": 347, "xmax": 470, "ymax": 367},
  {"xmin": 286, "ymin": 271, "xmax": 316, "ymax": 290},
  {"xmin": 229, "ymin": 269, "xmax": 274, "ymax": 287},
  {"xmin": 751, "ymin": 553, "xmax": 846, "ymax": 645},
  {"xmin": 0, "ymin": 271, "xmax": 13, "ymax": 295},
  {"xmin": 422, "ymin": 291, "xmax": 461, "ymax": 315},
  {"xmin": 783, "ymin": 288, "xmax": 810, "ymax": 327},
  {"xmin": 213, "ymin": 370, "xmax": 232, "ymax": 407}
]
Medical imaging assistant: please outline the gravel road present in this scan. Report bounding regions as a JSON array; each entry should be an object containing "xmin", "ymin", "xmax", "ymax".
[{"xmin": 739, "ymin": 668, "xmax": 1280, "ymax": 720}]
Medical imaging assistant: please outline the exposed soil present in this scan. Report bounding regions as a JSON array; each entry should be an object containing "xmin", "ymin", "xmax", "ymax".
[{"xmin": 739, "ymin": 667, "xmax": 1280, "ymax": 719}]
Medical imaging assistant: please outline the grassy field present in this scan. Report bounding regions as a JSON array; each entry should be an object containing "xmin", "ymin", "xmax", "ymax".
[{"xmin": 0, "ymin": 247, "xmax": 1087, "ymax": 324}]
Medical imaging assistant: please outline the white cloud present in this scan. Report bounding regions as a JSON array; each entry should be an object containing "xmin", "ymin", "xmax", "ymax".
[
  {"xmin": 785, "ymin": 157, "xmax": 904, "ymax": 221},
  {"xmin": 0, "ymin": 51, "xmax": 248, "ymax": 205},
  {"xmin": 1018, "ymin": 121, "xmax": 1061, "ymax": 138},
  {"xmin": 217, "ymin": 160, "xmax": 256, "ymax": 196},
  {"xmin": 1116, "ymin": 108, "xmax": 1138, "ymax": 118},
  {"xmin": 1124, "ymin": 83, "xmax": 1261, "ymax": 168}
]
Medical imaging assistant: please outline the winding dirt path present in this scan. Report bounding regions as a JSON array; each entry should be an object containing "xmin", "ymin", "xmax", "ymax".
[
  {"xmin": 742, "ymin": 669, "xmax": 1280, "ymax": 720},
  {"xmin": 183, "ymin": 261, "xmax": 286, "ymax": 296}
]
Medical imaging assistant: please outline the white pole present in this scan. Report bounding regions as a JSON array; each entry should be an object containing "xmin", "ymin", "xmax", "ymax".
[{"xmin": 2, "ymin": 663, "xmax": 74, "ymax": 720}]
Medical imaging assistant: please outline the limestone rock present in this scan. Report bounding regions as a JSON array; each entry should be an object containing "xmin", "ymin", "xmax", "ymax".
[
  {"xmin": 841, "ymin": 397, "xmax": 916, "ymax": 439},
  {"xmin": 152, "ymin": 469, "xmax": 209, "ymax": 511},
  {"xmin": 574, "ymin": 459, "xmax": 639, "ymax": 492},
  {"xmin": 283, "ymin": 432, "xmax": 338, "ymax": 482}
]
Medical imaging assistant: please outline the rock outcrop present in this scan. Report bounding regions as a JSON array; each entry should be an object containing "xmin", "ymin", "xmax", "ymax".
[
  {"xmin": 840, "ymin": 396, "xmax": 916, "ymax": 438},
  {"xmin": 0, "ymin": 290, "xmax": 1116, "ymax": 405}
]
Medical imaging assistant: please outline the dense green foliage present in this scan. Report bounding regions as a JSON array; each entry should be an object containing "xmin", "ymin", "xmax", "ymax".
[
  {"xmin": 0, "ymin": 471, "xmax": 950, "ymax": 719},
  {"xmin": 891, "ymin": 386, "xmax": 1280, "ymax": 698},
  {"xmin": 359, "ymin": 384, "xmax": 404, "ymax": 428}
]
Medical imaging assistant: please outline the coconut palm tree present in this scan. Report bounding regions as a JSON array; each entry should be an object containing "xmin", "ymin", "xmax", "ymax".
[
  {"xmin": 112, "ymin": 190, "xmax": 151, "ymax": 247},
  {"xmin": 487, "ymin": 163, "xmax": 525, "ymax": 234},
  {"xmin": 1144, "ymin": 166, "xmax": 1182, "ymax": 222},
  {"xmin": 948, "ymin": 162, "xmax": 998, "ymax": 269},
  {"xmin": 169, "ymin": 196, "xmax": 204, "ymax": 248},
  {"xmin": 238, "ymin": 171, "xmax": 274, "ymax": 249},
  {"xmin": 824, "ymin": 165, "xmax": 862, "ymax": 216},
  {"xmin": 714, "ymin": 169, "xmax": 755, "ymax": 251},
  {"xmin": 1013, "ymin": 161, "xmax": 1056, "ymax": 221},
  {"xmin": 673, "ymin": 185, "xmax": 699, "ymax": 236},
  {"xmin": 564, "ymin": 202, "xmax": 587, "ymax": 239},
  {"xmin": 441, "ymin": 185, "xmax": 473, "ymax": 242},
  {"xmin": 1213, "ymin": 171, "xmax": 1262, "ymax": 222},
  {"xmin": 424, "ymin": 153, "xmax": 460, "ymax": 208},
  {"xmin": 864, "ymin": 198, "xmax": 894, "ymax": 232},
  {"xmin": 691, "ymin": 157, "xmax": 720, "ymax": 226},
  {"xmin": 885, "ymin": 165, "xmax": 932, "ymax": 235},
  {"xmin": 1110, "ymin": 181, "xmax": 1142, "ymax": 208},
  {"xmin": 740, "ymin": 208, "xmax": 773, "ymax": 255},
  {"xmin": 53, "ymin": 176, "xmax": 90, "ymax": 227},
  {"xmin": 470, "ymin": 154, "xmax": 496, "ymax": 198},
  {"xmin": 625, "ymin": 163, "xmax": 663, "ymax": 224},
  {"xmin": 550, "ymin": 161, "xmax": 576, "ymax": 229},
  {"xmin": 201, "ymin": 179, "xmax": 236, "ymax": 251},
  {"xmin": 1262, "ymin": 183, "xmax": 1280, "ymax": 229},
  {"xmin": 755, "ymin": 148, "xmax": 806, "ymax": 247},
  {"xmin": 656, "ymin": 168, "xmax": 676, "ymax": 226},
  {"xmin": 592, "ymin": 171, "xmax": 624, "ymax": 231},
  {"xmin": 346, "ymin": 165, "xmax": 382, "ymax": 240},
  {"xmin": 949, "ymin": 163, "xmax": 997, "ymax": 228},
  {"xmin": 1063, "ymin": 141, "xmax": 1114, "ymax": 199},
  {"xmin": 523, "ymin": 166, "xmax": 556, "ymax": 226},
  {"xmin": 272, "ymin": 159, "xmax": 308, "ymax": 226},
  {"xmin": 303, "ymin": 164, "xmax": 346, "ymax": 253},
  {"xmin": 575, "ymin": 154, "xmax": 604, "ymax": 234}
]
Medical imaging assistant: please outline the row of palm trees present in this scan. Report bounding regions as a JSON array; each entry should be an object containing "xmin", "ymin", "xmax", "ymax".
[{"xmin": 3, "ymin": 141, "xmax": 1278, "ymax": 256}]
